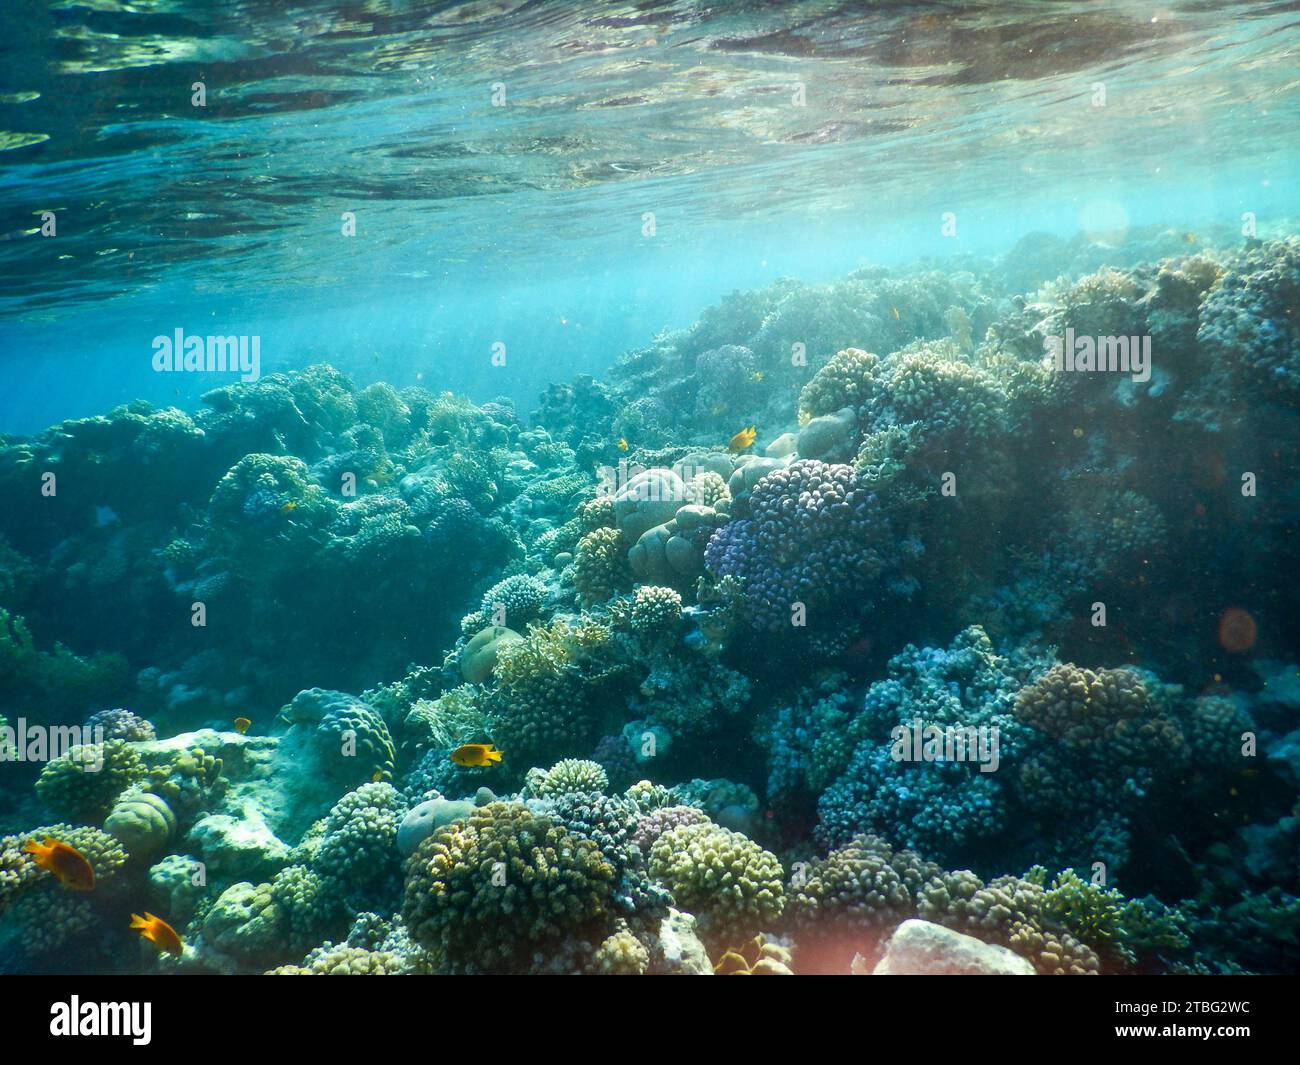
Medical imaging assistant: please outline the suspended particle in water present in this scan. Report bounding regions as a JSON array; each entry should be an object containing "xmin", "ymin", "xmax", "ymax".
[{"xmin": 1217, "ymin": 607, "xmax": 1257, "ymax": 653}]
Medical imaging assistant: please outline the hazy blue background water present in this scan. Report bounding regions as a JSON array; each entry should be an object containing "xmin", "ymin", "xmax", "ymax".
[{"xmin": 1, "ymin": 0, "xmax": 1297, "ymax": 434}]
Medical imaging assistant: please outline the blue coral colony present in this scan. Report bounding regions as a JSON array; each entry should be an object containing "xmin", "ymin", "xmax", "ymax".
[{"xmin": 1, "ymin": 232, "xmax": 1298, "ymax": 976}]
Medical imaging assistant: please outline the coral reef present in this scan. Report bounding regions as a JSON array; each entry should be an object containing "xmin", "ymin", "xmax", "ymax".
[{"xmin": 2, "ymin": 233, "xmax": 1298, "ymax": 977}]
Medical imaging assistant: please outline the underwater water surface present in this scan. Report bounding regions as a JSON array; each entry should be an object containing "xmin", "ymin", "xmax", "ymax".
[{"xmin": 0, "ymin": 0, "xmax": 1298, "ymax": 979}]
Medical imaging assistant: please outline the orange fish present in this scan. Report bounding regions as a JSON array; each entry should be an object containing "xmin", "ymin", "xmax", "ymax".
[
  {"xmin": 728, "ymin": 426, "xmax": 757, "ymax": 454},
  {"xmin": 450, "ymin": 743, "xmax": 503, "ymax": 768},
  {"xmin": 130, "ymin": 912, "xmax": 184, "ymax": 956},
  {"xmin": 24, "ymin": 838, "xmax": 95, "ymax": 892},
  {"xmin": 232, "ymin": 717, "xmax": 251, "ymax": 734}
]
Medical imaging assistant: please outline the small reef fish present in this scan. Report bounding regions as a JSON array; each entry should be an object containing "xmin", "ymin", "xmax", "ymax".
[
  {"xmin": 279, "ymin": 501, "xmax": 298, "ymax": 514},
  {"xmin": 1183, "ymin": 231, "xmax": 1198, "ymax": 244},
  {"xmin": 450, "ymin": 743, "xmax": 503, "ymax": 767},
  {"xmin": 371, "ymin": 770, "xmax": 385, "ymax": 783},
  {"xmin": 751, "ymin": 371, "xmax": 765, "ymax": 383},
  {"xmin": 891, "ymin": 306, "xmax": 901, "ymax": 320},
  {"xmin": 24, "ymin": 838, "xmax": 95, "ymax": 892},
  {"xmin": 130, "ymin": 913, "xmax": 184, "ymax": 956},
  {"xmin": 728, "ymin": 426, "xmax": 757, "ymax": 453},
  {"xmin": 617, "ymin": 438, "xmax": 629, "ymax": 451},
  {"xmin": 232, "ymin": 717, "xmax": 251, "ymax": 734}
]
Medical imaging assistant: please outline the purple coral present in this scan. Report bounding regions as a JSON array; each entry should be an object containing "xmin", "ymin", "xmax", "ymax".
[
  {"xmin": 84, "ymin": 708, "xmax": 156, "ymax": 742},
  {"xmin": 704, "ymin": 460, "xmax": 894, "ymax": 631},
  {"xmin": 632, "ymin": 805, "xmax": 710, "ymax": 854}
]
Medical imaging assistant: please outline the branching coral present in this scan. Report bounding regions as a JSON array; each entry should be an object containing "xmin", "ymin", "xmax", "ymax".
[
  {"xmin": 402, "ymin": 801, "xmax": 617, "ymax": 973},
  {"xmin": 648, "ymin": 822, "xmax": 785, "ymax": 949},
  {"xmin": 704, "ymin": 460, "xmax": 906, "ymax": 632},
  {"xmin": 35, "ymin": 740, "xmax": 146, "ymax": 822}
]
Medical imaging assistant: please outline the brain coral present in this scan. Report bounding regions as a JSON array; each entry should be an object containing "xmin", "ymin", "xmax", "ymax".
[{"xmin": 402, "ymin": 801, "xmax": 617, "ymax": 973}]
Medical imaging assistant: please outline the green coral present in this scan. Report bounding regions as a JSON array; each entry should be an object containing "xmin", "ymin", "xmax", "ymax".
[
  {"xmin": 798, "ymin": 347, "xmax": 884, "ymax": 421},
  {"xmin": 916, "ymin": 868, "xmax": 1101, "ymax": 975},
  {"xmin": 143, "ymin": 746, "xmax": 227, "ymax": 827},
  {"xmin": 487, "ymin": 618, "xmax": 626, "ymax": 767},
  {"xmin": 199, "ymin": 881, "xmax": 286, "ymax": 970},
  {"xmin": 524, "ymin": 758, "xmax": 609, "ymax": 799},
  {"xmin": 881, "ymin": 341, "xmax": 1008, "ymax": 441},
  {"xmin": 270, "ymin": 864, "xmax": 346, "ymax": 954},
  {"xmin": 35, "ymin": 740, "xmax": 145, "ymax": 822},
  {"xmin": 591, "ymin": 925, "xmax": 650, "ymax": 974},
  {"xmin": 573, "ymin": 527, "xmax": 627, "ymax": 606},
  {"xmin": 0, "ymin": 607, "xmax": 130, "ymax": 721},
  {"xmin": 7, "ymin": 889, "xmax": 97, "ymax": 957},
  {"xmin": 686, "ymin": 470, "xmax": 731, "ymax": 511},
  {"xmin": 787, "ymin": 834, "xmax": 937, "ymax": 937},
  {"xmin": 1038, "ymin": 868, "xmax": 1188, "ymax": 970},
  {"xmin": 268, "ymin": 943, "xmax": 406, "ymax": 975},
  {"xmin": 469, "ymin": 574, "xmax": 548, "ymax": 632},
  {"xmin": 402, "ymin": 801, "xmax": 617, "ymax": 973},
  {"xmin": 355, "ymin": 381, "xmax": 412, "ymax": 445},
  {"xmin": 648, "ymin": 822, "xmax": 786, "ymax": 949},
  {"xmin": 314, "ymin": 782, "xmax": 407, "ymax": 893},
  {"xmin": 628, "ymin": 585, "xmax": 683, "ymax": 636},
  {"xmin": 1, "ymin": 835, "xmax": 44, "ymax": 914},
  {"xmin": 402, "ymin": 685, "xmax": 491, "ymax": 753}
]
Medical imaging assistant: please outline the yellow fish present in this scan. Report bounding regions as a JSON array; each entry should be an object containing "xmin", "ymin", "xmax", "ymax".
[
  {"xmin": 372, "ymin": 770, "xmax": 385, "ymax": 783},
  {"xmin": 279, "ymin": 501, "xmax": 298, "ymax": 514},
  {"xmin": 450, "ymin": 743, "xmax": 503, "ymax": 768},
  {"xmin": 1183, "ymin": 231, "xmax": 1198, "ymax": 244},
  {"xmin": 232, "ymin": 716, "xmax": 251, "ymax": 734},
  {"xmin": 728, "ymin": 426, "xmax": 757, "ymax": 454},
  {"xmin": 130, "ymin": 912, "xmax": 184, "ymax": 956},
  {"xmin": 751, "ymin": 371, "xmax": 765, "ymax": 383},
  {"xmin": 24, "ymin": 838, "xmax": 95, "ymax": 892},
  {"xmin": 617, "ymin": 438, "xmax": 629, "ymax": 451},
  {"xmin": 891, "ymin": 306, "xmax": 900, "ymax": 320}
]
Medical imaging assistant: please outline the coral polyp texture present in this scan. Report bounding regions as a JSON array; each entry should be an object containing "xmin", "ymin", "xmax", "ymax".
[{"xmin": 1, "ymin": 230, "xmax": 1298, "ymax": 977}]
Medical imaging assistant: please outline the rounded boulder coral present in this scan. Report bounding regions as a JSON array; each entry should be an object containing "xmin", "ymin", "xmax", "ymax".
[
  {"xmin": 402, "ymin": 801, "xmax": 617, "ymax": 973},
  {"xmin": 648, "ymin": 822, "xmax": 785, "ymax": 949}
]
